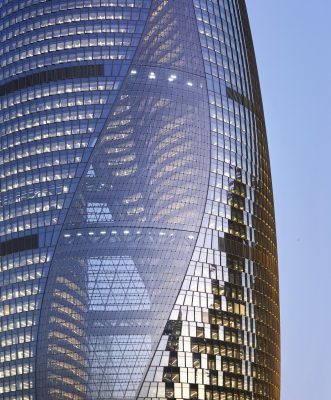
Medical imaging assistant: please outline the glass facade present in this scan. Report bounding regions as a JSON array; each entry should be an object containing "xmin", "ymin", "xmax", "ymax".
[{"xmin": 0, "ymin": 1, "xmax": 280, "ymax": 400}]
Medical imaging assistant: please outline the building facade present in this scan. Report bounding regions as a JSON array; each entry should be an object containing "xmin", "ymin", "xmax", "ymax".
[{"xmin": 0, "ymin": 1, "xmax": 280, "ymax": 400}]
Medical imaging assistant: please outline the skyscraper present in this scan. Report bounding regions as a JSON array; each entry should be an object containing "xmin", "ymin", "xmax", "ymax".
[{"xmin": 0, "ymin": 0, "xmax": 280, "ymax": 399}]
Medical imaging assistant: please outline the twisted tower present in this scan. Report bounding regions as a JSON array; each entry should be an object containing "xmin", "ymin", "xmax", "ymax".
[{"xmin": 0, "ymin": 1, "xmax": 280, "ymax": 399}]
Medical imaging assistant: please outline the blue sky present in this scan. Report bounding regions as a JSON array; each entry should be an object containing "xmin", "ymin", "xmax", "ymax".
[{"xmin": 247, "ymin": 1, "xmax": 331, "ymax": 398}]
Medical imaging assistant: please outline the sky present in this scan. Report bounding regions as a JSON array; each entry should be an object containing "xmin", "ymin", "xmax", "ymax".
[{"xmin": 247, "ymin": 1, "xmax": 331, "ymax": 399}]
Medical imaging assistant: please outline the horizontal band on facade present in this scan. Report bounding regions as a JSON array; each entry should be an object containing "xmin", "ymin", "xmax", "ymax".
[
  {"xmin": 0, "ymin": 233, "xmax": 39, "ymax": 257},
  {"xmin": 226, "ymin": 86, "xmax": 260, "ymax": 116},
  {"xmin": 0, "ymin": 64, "xmax": 105, "ymax": 97}
]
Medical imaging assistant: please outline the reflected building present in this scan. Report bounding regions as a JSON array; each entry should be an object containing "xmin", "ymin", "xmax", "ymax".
[{"xmin": 0, "ymin": 1, "xmax": 280, "ymax": 400}]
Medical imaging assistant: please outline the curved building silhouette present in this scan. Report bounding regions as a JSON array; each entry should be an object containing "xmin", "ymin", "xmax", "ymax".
[{"xmin": 0, "ymin": 1, "xmax": 280, "ymax": 399}]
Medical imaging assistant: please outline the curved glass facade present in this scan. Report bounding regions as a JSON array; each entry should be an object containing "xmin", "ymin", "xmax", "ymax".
[{"xmin": 0, "ymin": 1, "xmax": 280, "ymax": 400}]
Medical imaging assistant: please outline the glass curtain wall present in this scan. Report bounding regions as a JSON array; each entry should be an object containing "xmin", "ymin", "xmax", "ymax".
[{"xmin": 0, "ymin": 1, "xmax": 280, "ymax": 400}]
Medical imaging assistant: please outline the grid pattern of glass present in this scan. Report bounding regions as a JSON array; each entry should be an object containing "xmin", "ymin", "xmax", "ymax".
[
  {"xmin": 138, "ymin": 1, "xmax": 280, "ymax": 400},
  {"xmin": 0, "ymin": 1, "xmax": 280, "ymax": 400},
  {"xmin": 0, "ymin": 1, "xmax": 151, "ymax": 399},
  {"xmin": 36, "ymin": 1, "xmax": 211, "ymax": 398}
]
